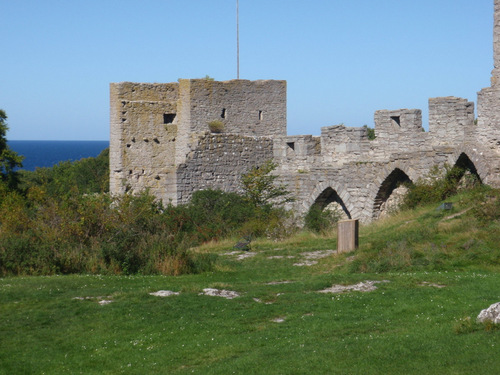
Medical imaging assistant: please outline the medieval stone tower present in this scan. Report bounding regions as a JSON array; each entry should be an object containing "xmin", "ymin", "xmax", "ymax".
[
  {"xmin": 110, "ymin": 80, "xmax": 286, "ymax": 204},
  {"xmin": 110, "ymin": 0, "xmax": 500, "ymax": 222}
]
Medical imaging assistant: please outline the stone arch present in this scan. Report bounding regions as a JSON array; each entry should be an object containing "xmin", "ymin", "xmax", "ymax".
[
  {"xmin": 311, "ymin": 187, "xmax": 352, "ymax": 220},
  {"xmin": 451, "ymin": 152, "xmax": 482, "ymax": 186},
  {"xmin": 304, "ymin": 181, "xmax": 354, "ymax": 219},
  {"xmin": 449, "ymin": 148, "xmax": 488, "ymax": 184},
  {"xmin": 373, "ymin": 168, "xmax": 412, "ymax": 220}
]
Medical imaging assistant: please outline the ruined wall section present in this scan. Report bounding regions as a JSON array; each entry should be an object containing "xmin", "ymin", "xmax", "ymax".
[
  {"xmin": 428, "ymin": 97, "xmax": 474, "ymax": 145},
  {"xmin": 320, "ymin": 125, "xmax": 372, "ymax": 165},
  {"xmin": 280, "ymin": 144, "xmax": 458, "ymax": 222},
  {"xmin": 176, "ymin": 134, "xmax": 274, "ymax": 204},
  {"xmin": 109, "ymin": 82, "xmax": 180, "ymax": 203},
  {"xmin": 373, "ymin": 109, "xmax": 427, "ymax": 151},
  {"xmin": 181, "ymin": 79, "xmax": 287, "ymax": 137},
  {"xmin": 478, "ymin": 0, "xmax": 500, "ymax": 129},
  {"xmin": 273, "ymin": 135, "xmax": 321, "ymax": 172}
]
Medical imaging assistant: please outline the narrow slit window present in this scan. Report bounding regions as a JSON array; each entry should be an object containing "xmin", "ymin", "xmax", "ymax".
[
  {"xmin": 259, "ymin": 110, "xmax": 263, "ymax": 121},
  {"xmin": 163, "ymin": 113, "xmax": 176, "ymax": 124},
  {"xmin": 221, "ymin": 108, "xmax": 227, "ymax": 119}
]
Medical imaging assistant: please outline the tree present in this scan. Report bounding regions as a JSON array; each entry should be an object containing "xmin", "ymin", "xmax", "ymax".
[
  {"xmin": 0, "ymin": 110, "xmax": 24, "ymax": 189},
  {"xmin": 241, "ymin": 160, "xmax": 294, "ymax": 209}
]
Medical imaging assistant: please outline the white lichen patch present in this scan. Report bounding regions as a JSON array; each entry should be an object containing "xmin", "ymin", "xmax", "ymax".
[
  {"xmin": 149, "ymin": 290, "xmax": 180, "ymax": 297},
  {"xmin": 98, "ymin": 300, "xmax": 113, "ymax": 305},
  {"xmin": 200, "ymin": 288, "xmax": 240, "ymax": 299},
  {"xmin": 318, "ymin": 280, "xmax": 390, "ymax": 294}
]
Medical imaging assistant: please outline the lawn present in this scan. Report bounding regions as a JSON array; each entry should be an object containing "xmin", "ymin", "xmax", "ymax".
[{"xmin": 2, "ymin": 194, "xmax": 500, "ymax": 374}]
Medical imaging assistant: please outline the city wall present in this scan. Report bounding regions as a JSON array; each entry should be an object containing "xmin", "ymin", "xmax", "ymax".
[{"xmin": 110, "ymin": 0, "xmax": 500, "ymax": 223}]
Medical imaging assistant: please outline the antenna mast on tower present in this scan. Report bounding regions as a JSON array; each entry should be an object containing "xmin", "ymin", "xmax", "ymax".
[{"xmin": 237, "ymin": 0, "xmax": 240, "ymax": 79}]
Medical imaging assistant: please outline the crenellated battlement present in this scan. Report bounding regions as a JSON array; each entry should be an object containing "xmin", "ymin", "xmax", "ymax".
[{"xmin": 110, "ymin": 0, "xmax": 500, "ymax": 222}]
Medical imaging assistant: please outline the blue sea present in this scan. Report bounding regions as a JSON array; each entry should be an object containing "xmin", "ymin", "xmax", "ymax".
[{"xmin": 8, "ymin": 140, "xmax": 109, "ymax": 171}]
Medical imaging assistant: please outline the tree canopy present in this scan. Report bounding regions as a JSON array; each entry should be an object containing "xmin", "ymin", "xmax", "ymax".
[{"xmin": 0, "ymin": 109, "xmax": 24, "ymax": 189}]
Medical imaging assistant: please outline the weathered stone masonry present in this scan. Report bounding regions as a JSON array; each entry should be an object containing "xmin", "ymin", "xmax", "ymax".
[
  {"xmin": 110, "ymin": 79, "xmax": 285, "ymax": 205},
  {"xmin": 110, "ymin": 0, "xmax": 500, "ymax": 223}
]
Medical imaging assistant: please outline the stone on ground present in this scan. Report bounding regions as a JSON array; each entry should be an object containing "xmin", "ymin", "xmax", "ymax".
[{"xmin": 477, "ymin": 302, "xmax": 500, "ymax": 324}]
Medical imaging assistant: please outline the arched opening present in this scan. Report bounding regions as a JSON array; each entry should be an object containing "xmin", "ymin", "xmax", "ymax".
[
  {"xmin": 311, "ymin": 187, "xmax": 351, "ymax": 220},
  {"xmin": 373, "ymin": 168, "xmax": 412, "ymax": 220},
  {"xmin": 453, "ymin": 153, "xmax": 482, "ymax": 188}
]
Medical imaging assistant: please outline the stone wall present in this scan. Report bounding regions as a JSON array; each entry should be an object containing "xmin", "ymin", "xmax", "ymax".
[
  {"xmin": 181, "ymin": 79, "xmax": 287, "ymax": 137},
  {"xmin": 110, "ymin": 78, "xmax": 500, "ymax": 222},
  {"xmin": 176, "ymin": 134, "xmax": 274, "ymax": 203},
  {"xmin": 109, "ymin": 82, "xmax": 180, "ymax": 203},
  {"xmin": 110, "ymin": 79, "xmax": 286, "ymax": 205},
  {"xmin": 428, "ymin": 97, "xmax": 474, "ymax": 145},
  {"xmin": 320, "ymin": 125, "xmax": 371, "ymax": 165},
  {"xmin": 110, "ymin": 0, "xmax": 500, "ymax": 223},
  {"xmin": 478, "ymin": 0, "xmax": 500, "ymax": 128}
]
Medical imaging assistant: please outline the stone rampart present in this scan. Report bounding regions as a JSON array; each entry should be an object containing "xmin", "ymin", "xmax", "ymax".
[
  {"xmin": 110, "ymin": 79, "xmax": 286, "ymax": 205},
  {"xmin": 110, "ymin": 0, "xmax": 500, "ymax": 223},
  {"xmin": 177, "ymin": 133, "xmax": 274, "ymax": 203}
]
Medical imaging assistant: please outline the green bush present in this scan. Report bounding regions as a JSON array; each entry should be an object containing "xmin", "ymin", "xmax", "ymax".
[
  {"xmin": 18, "ymin": 147, "xmax": 109, "ymax": 198},
  {"xmin": 241, "ymin": 160, "xmax": 294, "ymax": 209},
  {"xmin": 464, "ymin": 185, "xmax": 500, "ymax": 223},
  {"xmin": 0, "ymin": 188, "xmax": 218, "ymax": 276},
  {"xmin": 188, "ymin": 189, "xmax": 256, "ymax": 241},
  {"xmin": 402, "ymin": 164, "xmax": 479, "ymax": 209},
  {"xmin": 304, "ymin": 205, "xmax": 342, "ymax": 233}
]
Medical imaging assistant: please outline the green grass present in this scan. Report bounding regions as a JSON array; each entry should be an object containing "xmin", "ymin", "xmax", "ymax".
[{"xmin": 2, "ymin": 190, "xmax": 500, "ymax": 374}]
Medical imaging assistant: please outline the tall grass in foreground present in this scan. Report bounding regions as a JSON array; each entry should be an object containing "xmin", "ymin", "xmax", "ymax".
[{"xmin": 349, "ymin": 185, "xmax": 500, "ymax": 273}]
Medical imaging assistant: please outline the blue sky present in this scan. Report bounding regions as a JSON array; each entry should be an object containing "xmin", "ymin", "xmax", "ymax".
[{"xmin": 1, "ymin": 0, "xmax": 494, "ymax": 140}]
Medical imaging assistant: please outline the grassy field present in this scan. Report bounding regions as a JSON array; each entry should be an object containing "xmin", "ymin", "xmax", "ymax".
[{"xmin": 1, "ymin": 191, "xmax": 500, "ymax": 374}]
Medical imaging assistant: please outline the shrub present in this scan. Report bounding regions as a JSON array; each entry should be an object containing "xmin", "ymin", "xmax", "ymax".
[
  {"xmin": 0, "ymin": 189, "xmax": 217, "ymax": 276},
  {"xmin": 304, "ymin": 204, "xmax": 341, "ymax": 233},
  {"xmin": 241, "ymin": 160, "xmax": 294, "ymax": 209},
  {"xmin": 188, "ymin": 189, "xmax": 255, "ymax": 241},
  {"xmin": 208, "ymin": 120, "xmax": 225, "ymax": 133},
  {"xmin": 363, "ymin": 125, "xmax": 376, "ymax": 140},
  {"xmin": 464, "ymin": 185, "xmax": 500, "ymax": 223},
  {"xmin": 402, "ymin": 164, "xmax": 479, "ymax": 209}
]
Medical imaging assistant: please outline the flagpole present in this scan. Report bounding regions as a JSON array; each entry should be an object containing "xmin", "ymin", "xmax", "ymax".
[{"xmin": 237, "ymin": 0, "xmax": 240, "ymax": 79}]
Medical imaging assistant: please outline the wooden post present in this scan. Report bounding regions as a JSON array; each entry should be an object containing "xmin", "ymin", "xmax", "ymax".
[{"xmin": 337, "ymin": 219, "xmax": 359, "ymax": 253}]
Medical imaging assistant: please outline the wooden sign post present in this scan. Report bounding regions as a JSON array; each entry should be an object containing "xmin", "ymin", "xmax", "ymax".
[{"xmin": 337, "ymin": 219, "xmax": 359, "ymax": 253}]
